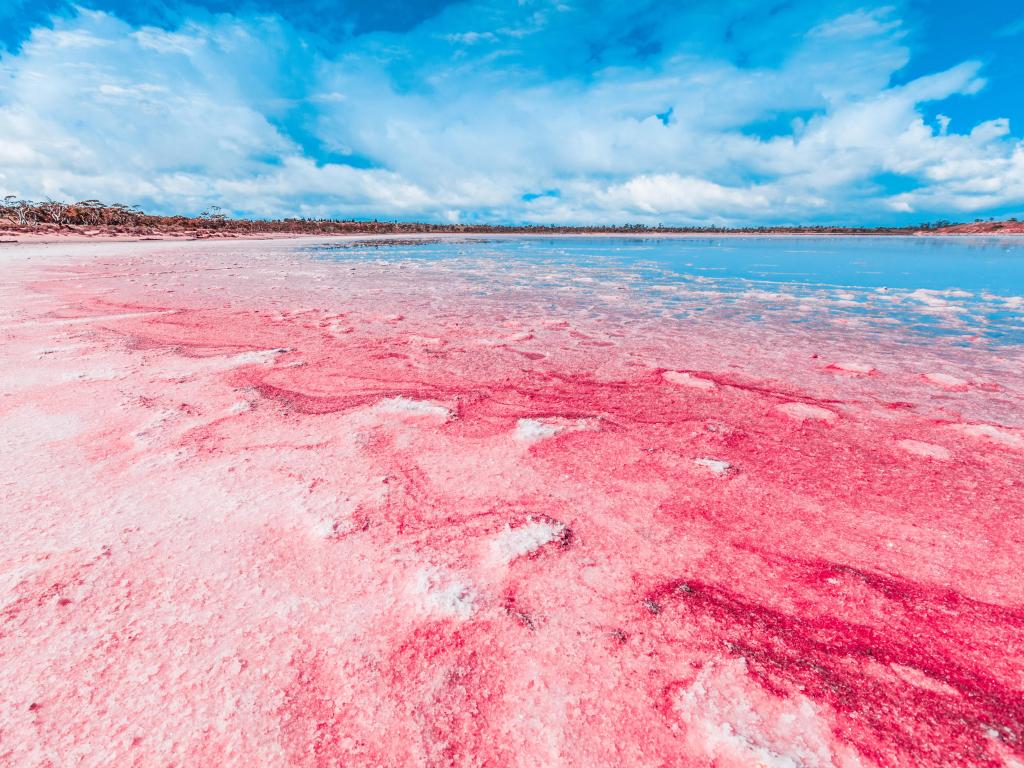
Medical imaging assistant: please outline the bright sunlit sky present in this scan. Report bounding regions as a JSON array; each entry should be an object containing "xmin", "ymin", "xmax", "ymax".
[{"xmin": 1, "ymin": 1, "xmax": 1022, "ymax": 225}]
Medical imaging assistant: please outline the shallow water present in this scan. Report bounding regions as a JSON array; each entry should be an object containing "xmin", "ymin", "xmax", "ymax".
[
  {"xmin": 314, "ymin": 235, "xmax": 1024, "ymax": 291},
  {"xmin": 311, "ymin": 236, "xmax": 1024, "ymax": 343}
]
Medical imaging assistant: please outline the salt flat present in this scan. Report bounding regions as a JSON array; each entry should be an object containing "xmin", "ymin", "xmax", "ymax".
[{"xmin": 0, "ymin": 236, "xmax": 1022, "ymax": 767}]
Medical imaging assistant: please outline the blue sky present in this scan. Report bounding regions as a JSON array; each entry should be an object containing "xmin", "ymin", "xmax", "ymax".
[{"xmin": 1, "ymin": 1, "xmax": 1022, "ymax": 225}]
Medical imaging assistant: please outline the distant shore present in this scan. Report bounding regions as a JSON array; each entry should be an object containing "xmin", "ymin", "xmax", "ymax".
[
  {"xmin": 2, "ymin": 198, "xmax": 1022, "ymax": 242},
  {"xmin": 3, "ymin": 225, "xmax": 1023, "ymax": 245}
]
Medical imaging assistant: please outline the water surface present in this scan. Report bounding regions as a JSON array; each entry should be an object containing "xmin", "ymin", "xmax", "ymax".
[{"xmin": 311, "ymin": 235, "xmax": 1024, "ymax": 344}]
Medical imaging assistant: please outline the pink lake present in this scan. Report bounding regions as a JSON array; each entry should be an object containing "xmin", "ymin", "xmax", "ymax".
[{"xmin": 1, "ymin": 235, "xmax": 1022, "ymax": 767}]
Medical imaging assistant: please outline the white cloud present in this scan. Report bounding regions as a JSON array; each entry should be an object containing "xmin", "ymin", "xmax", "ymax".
[
  {"xmin": 596, "ymin": 175, "xmax": 773, "ymax": 216},
  {"xmin": 132, "ymin": 27, "xmax": 208, "ymax": 56},
  {"xmin": 0, "ymin": 4, "xmax": 1022, "ymax": 223},
  {"xmin": 0, "ymin": 10, "xmax": 430, "ymax": 216},
  {"xmin": 996, "ymin": 17, "xmax": 1024, "ymax": 37},
  {"xmin": 809, "ymin": 7, "xmax": 902, "ymax": 40}
]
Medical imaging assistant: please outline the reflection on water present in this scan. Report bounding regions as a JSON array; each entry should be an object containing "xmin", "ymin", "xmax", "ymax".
[{"xmin": 309, "ymin": 236, "xmax": 1024, "ymax": 344}]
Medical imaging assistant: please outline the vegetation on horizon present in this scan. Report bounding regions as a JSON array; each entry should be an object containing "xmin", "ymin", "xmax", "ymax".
[{"xmin": 2, "ymin": 195, "xmax": 1020, "ymax": 236}]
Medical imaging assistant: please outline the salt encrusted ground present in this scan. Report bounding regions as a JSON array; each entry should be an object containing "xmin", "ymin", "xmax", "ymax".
[{"xmin": 0, "ymin": 237, "xmax": 1022, "ymax": 767}]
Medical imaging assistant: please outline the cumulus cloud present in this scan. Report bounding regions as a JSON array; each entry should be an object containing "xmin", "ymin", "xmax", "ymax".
[{"xmin": 0, "ymin": 1, "xmax": 1021, "ymax": 223}]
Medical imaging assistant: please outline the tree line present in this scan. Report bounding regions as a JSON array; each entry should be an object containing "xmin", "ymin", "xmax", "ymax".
[{"xmin": 0, "ymin": 195, "xmax": 976, "ymax": 235}]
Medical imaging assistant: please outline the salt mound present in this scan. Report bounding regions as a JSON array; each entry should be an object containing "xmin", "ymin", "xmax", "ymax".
[
  {"xmin": 411, "ymin": 568, "xmax": 475, "ymax": 620},
  {"xmin": 375, "ymin": 396, "xmax": 451, "ymax": 420},
  {"xmin": 694, "ymin": 457, "xmax": 733, "ymax": 476},
  {"xmin": 827, "ymin": 361, "xmax": 876, "ymax": 375},
  {"xmin": 776, "ymin": 402, "xmax": 837, "ymax": 423},
  {"xmin": 514, "ymin": 417, "xmax": 588, "ymax": 443},
  {"xmin": 896, "ymin": 439, "xmax": 951, "ymax": 461},
  {"xmin": 515, "ymin": 418, "xmax": 560, "ymax": 442},
  {"xmin": 663, "ymin": 370, "xmax": 717, "ymax": 390},
  {"xmin": 954, "ymin": 423, "xmax": 1024, "ymax": 450},
  {"xmin": 673, "ymin": 658, "xmax": 859, "ymax": 768},
  {"xmin": 311, "ymin": 517, "xmax": 358, "ymax": 539},
  {"xmin": 922, "ymin": 372, "xmax": 969, "ymax": 391},
  {"xmin": 489, "ymin": 518, "xmax": 566, "ymax": 566},
  {"xmin": 169, "ymin": 347, "xmax": 288, "ymax": 376},
  {"xmin": 232, "ymin": 348, "xmax": 290, "ymax": 366}
]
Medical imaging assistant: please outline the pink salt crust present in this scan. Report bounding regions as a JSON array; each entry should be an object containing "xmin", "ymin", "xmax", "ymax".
[{"xmin": 0, "ymin": 239, "xmax": 1022, "ymax": 767}]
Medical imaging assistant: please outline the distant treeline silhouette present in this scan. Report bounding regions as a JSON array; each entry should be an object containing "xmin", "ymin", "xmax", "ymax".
[{"xmin": 2, "ymin": 195, "xmax": 1016, "ymax": 235}]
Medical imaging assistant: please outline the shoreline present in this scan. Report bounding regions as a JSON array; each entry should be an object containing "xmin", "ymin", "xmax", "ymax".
[{"xmin": 3, "ymin": 229, "xmax": 1023, "ymax": 246}]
